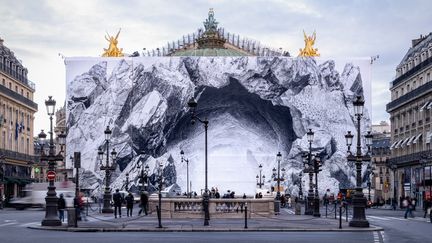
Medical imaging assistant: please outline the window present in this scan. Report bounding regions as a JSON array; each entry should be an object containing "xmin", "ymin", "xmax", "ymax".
[
  {"xmin": 15, "ymin": 86, "xmax": 17, "ymax": 93},
  {"xmin": 21, "ymin": 89, "xmax": 23, "ymax": 95},
  {"xmin": 428, "ymin": 73, "xmax": 431, "ymax": 82},
  {"xmin": 2, "ymin": 79, "xmax": 4, "ymax": 85},
  {"xmin": 26, "ymin": 138, "xmax": 29, "ymax": 155},
  {"xmin": 1, "ymin": 131, "xmax": 4, "ymax": 149},
  {"xmin": 8, "ymin": 82, "xmax": 11, "ymax": 89},
  {"xmin": 26, "ymin": 92, "xmax": 29, "ymax": 99}
]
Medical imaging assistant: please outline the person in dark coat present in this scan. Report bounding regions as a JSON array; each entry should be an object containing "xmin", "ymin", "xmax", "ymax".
[
  {"xmin": 113, "ymin": 189, "xmax": 123, "ymax": 218},
  {"xmin": 138, "ymin": 192, "xmax": 148, "ymax": 216},
  {"xmin": 58, "ymin": 193, "xmax": 66, "ymax": 222},
  {"xmin": 125, "ymin": 192, "xmax": 134, "ymax": 217}
]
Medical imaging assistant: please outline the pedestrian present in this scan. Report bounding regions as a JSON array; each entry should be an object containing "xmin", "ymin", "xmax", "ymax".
[
  {"xmin": 125, "ymin": 192, "xmax": 134, "ymax": 217},
  {"xmin": 138, "ymin": 191, "xmax": 148, "ymax": 216},
  {"xmin": 242, "ymin": 193, "xmax": 247, "ymax": 199},
  {"xmin": 424, "ymin": 199, "xmax": 431, "ymax": 218},
  {"xmin": 215, "ymin": 190, "xmax": 220, "ymax": 199},
  {"xmin": 404, "ymin": 196, "xmax": 414, "ymax": 218},
  {"xmin": 288, "ymin": 196, "xmax": 292, "ymax": 208},
  {"xmin": 79, "ymin": 193, "xmax": 87, "ymax": 221},
  {"xmin": 113, "ymin": 189, "xmax": 123, "ymax": 218},
  {"xmin": 58, "ymin": 193, "xmax": 66, "ymax": 222},
  {"xmin": 412, "ymin": 198, "xmax": 417, "ymax": 211}
]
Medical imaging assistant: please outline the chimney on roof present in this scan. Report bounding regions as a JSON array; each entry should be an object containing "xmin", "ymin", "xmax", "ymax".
[
  {"xmin": 0, "ymin": 37, "xmax": 3, "ymax": 46},
  {"xmin": 412, "ymin": 34, "xmax": 426, "ymax": 47}
]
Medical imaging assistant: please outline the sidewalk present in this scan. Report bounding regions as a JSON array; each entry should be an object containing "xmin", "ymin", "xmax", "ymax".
[{"xmin": 29, "ymin": 207, "xmax": 383, "ymax": 232}]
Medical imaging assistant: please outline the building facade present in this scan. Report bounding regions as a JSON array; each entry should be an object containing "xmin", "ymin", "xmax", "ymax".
[
  {"xmin": 371, "ymin": 122, "xmax": 391, "ymax": 204},
  {"xmin": 0, "ymin": 37, "xmax": 38, "ymax": 203},
  {"xmin": 387, "ymin": 33, "xmax": 432, "ymax": 208}
]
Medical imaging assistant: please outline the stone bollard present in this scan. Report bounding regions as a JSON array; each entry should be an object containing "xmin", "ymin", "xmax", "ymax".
[
  {"xmin": 295, "ymin": 203, "xmax": 301, "ymax": 215},
  {"xmin": 67, "ymin": 208, "xmax": 76, "ymax": 227}
]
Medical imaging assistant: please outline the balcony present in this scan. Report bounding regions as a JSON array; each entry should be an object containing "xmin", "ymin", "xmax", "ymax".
[
  {"xmin": 0, "ymin": 83, "xmax": 37, "ymax": 110},
  {"xmin": 392, "ymin": 55, "xmax": 432, "ymax": 88},
  {"xmin": 387, "ymin": 81, "xmax": 432, "ymax": 112},
  {"xmin": 388, "ymin": 150, "xmax": 432, "ymax": 167},
  {"xmin": 0, "ymin": 148, "xmax": 38, "ymax": 163},
  {"xmin": 0, "ymin": 64, "xmax": 35, "ymax": 91}
]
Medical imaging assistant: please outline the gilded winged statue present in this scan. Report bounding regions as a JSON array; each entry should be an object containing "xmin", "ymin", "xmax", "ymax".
[
  {"xmin": 102, "ymin": 29, "xmax": 124, "ymax": 57},
  {"xmin": 299, "ymin": 30, "xmax": 320, "ymax": 57}
]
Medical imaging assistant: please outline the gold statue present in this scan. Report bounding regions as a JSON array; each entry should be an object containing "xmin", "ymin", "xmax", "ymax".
[
  {"xmin": 102, "ymin": 29, "xmax": 124, "ymax": 57},
  {"xmin": 299, "ymin": 30, "xmax": 320, "ymax": 57}
]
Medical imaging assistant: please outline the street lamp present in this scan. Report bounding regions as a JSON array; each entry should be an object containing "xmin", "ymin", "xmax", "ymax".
[
  {"xmin": 99, "ymin": 126, "xmax": 117, "ymax": 214},
  {"xmin": 256, "ymin": 164, "xmax": 265, "ymax": 189},
  {"xmin": 298, "ymin": 171, "xmax": 303, "ymax": 200},
  {"xmin": 345, "ymin": 95, "xmax": 372, "ymax": 228},
  {"xmin": 187, "ymin": 96, "xmax": 210, "ymax": 226},
  {"xmin": 366, "ymin": 163, "xmax": 374, "ymax": 202},
  {"xmin": 180, "ymin": 150, "xmax": 191, "ymax": 198},
  {"xmin": 304, "ymin": 129, "xmax": 315, "ymax": 215},
  {"xmin": 313, "ymin": 156, "xmax": 322, "ymax": 217},
  {"xmin": 41, "ymin": 96, "xmax": 65, "ymax": 226},
  {"xmin": 157, "ymin": 161, "xmax": 164, "ymax": 228},
  {"xmin": 137, "ymin": 152, "xmax": 150, "ymax": 193},
  {"xmin": 389, "ymin": 162, "xmax": 397, "ymax": 210},
  {"xmin": 125, "ymin": 173, "xmax": 129, "ymax": 192},
  {"xmin": 273, "ymin": 152, "xmax": 285, "ymax": 200}
]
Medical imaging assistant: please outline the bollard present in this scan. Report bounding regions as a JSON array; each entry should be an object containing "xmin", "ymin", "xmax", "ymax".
[
  {"xmin": 334, "ymin": 202, "xmax": 337, "ymax": 219},
  {"xmin": 156, "ymin": 205, "xmax": 162, "ymax": 228},
  {"xmin": 339, "ymin": 206, "xmax": 342, "ymax": 229},
  {"xmin": 244, "ymin": 205, "xmax": 248, "ymax": 229},
  {"xmin": 86, "ymin": 198, "xmax": 89, "ymax": 216},
  {"xmin": 345, "ymin": 203, "xmax": 348, "ymax": 222}
]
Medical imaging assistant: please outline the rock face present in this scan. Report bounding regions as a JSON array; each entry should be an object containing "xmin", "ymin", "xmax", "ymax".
[{"xmin": 65, "ymin": 56, "xmax": 371, "ymax": 196}]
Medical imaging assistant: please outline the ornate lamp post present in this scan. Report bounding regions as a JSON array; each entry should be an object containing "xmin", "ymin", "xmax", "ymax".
[
  {"xmin": 187, "ymin": 96, "xmax": 210, "ymax": 226},
  {"xmin": 273, "ymin": 152, "xmax": 285, "ymax": 200},
  {"xmin": 256, "ymin": 164, "xmax": 265, "ymax": 189},
  {"xmin": 304, "ymin": 129, "xmax": 315, "ymax": 215},
  {"xmin": 345, "ymin": 96, "xmax": 372, "ymax": 228},
  {"xmin": 389, "ymin": 162, "xmax": 397, "ymax": 209},
  {"xmin": 98, "ymin": 126, "xmax": 117, "ymax": 214},
  {"xmin": 157, "ymin": 161, "xmax": 164, "ymax": 228},
  {"xmin": 313, "ymin": 157, "xmax": 321, "ymax": 217},
  {"xmin": 137, "ymin": 153, "xmax": 150, "ymax": 193},
  {"xmin": 125, "ymin": 173, "xmax": 129, "ymax": 191},
  {"xmin": 366, "ymin": 163, "xmax": 374, "ymax": 202},
  {"xmin": 180, "ymin": 150, "xmax": 190, "ymax": 198},
  {"xmin": 298, "ymin": 171, "xmax": 303, "ymax": 200},
  {"xmin": 41, "ymin": 96, "xmax": 65, "ymax": 226}
]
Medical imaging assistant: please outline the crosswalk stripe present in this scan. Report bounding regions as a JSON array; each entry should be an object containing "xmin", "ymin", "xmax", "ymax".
[
  {"xmin": 386, "ymin": 216, "xmax": 407, "ymax": 221},
  {"xmin": 368, "ymin": 216, "xmax": 390, "ymax": 221},
  {"xmin": 0, "ymin": 222, "xmax": 18, "ymax": 227}
]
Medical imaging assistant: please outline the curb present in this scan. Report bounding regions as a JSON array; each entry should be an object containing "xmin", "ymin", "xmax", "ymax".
[{"xmin": 28, "ymin": 225, "xmax": 384, "ymax": 233}]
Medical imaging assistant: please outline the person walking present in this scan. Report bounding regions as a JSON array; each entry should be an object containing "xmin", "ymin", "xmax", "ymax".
[
  {"xmin": 424, "ymin": 199, "xmax": 431, "ymax": 218},
  {"xmin": 138, "ymin": 191, "xmax": 148, "ymax": 216},
  {"xmin": 125, "ymin": 192, "xmax": 134, "ymax": 217},
  {"xmin": 58, "ymin": 193, "xmax": 66, "ymax": 222},
  {"xmin": 113, "ymin": 189, "xmax": 123, "ymax": 218},
  {"xmin": 404, "ymin": 196, "xmax": 414, "ymax": 218}
]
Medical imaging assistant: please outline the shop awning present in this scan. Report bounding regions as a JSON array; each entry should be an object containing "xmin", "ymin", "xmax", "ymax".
[{"xmin": 413, "ymin": 133, "xmax": 422, "ymax": 144}]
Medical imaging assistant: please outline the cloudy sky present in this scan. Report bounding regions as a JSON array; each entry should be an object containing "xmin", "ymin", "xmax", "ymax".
[{"xmin": 0, "ymin": 0, "xmax": 431, "ymax": 135}]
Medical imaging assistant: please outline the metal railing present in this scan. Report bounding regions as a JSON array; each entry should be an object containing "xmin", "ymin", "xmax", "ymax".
[
  {"xmin": 0, "ymin": 148, "xmax": 38, "ymax": 163},
  {"xmin": 0, "ymin": 64, "xmax": 36, "ymax": 91},
  {"xmin": 387, "ymin": 81, "xmax": 432, "ymax": 112},
  {"xmin": 0, "ymin": 84, "xmax": 37, "ymax": 110},
  {"xmin": 391, "ymin": 56, "xmax": 432, "ymax": 88}
]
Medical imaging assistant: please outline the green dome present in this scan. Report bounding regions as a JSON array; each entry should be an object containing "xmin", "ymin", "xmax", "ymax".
[{"xmin": 171, "ymin": 48, "xmax": 249, "ymax": 57}]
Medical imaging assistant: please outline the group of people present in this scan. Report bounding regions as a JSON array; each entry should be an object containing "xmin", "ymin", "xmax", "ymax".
[
  {"xmin": 57, "ymin": 192, "xmax": 87, "ymax": 222},
  {"xmin": 112, "ymin": 189, "xmax": 149, "ymax": 218},
  {"xmin": 280, "ymin": 194, "xmax": 292, "ymax": 208}
]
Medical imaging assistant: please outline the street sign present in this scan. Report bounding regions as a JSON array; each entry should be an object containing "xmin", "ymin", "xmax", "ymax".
[{"xmin": 46, "ymin": 171, "xmax": 56, "ymax": 181}]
